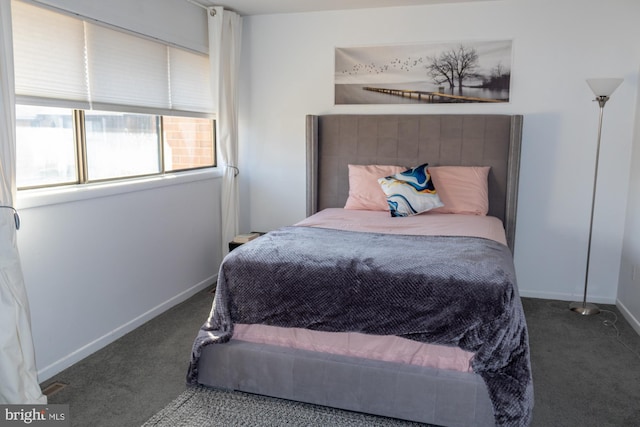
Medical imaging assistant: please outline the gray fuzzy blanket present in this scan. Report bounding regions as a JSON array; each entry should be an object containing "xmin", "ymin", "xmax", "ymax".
[{"xmin": 187, "ymin": 226, "xmax": 533, "ymax": 426}]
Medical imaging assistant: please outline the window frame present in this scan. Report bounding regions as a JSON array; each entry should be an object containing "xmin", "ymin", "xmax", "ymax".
[
  {"xmin": 15, "ymin": 104, "xmax": 217, "ymax": 191},
  {"xmin": 16, "ymin": 166, "xmax": 223, "ymax": 212}
]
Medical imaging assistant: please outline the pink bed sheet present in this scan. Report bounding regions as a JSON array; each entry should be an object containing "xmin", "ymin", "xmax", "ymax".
[
  {"xmin": 232, "ymin": 209, "xmax": 508, "ymax": 373},
  {"xmin": 234, "ymin": 324, "xmax": 473, "ymax": 372},
  {"xmin": 295, "ymin": 208, "xmax": 507, "ymax": 246}
]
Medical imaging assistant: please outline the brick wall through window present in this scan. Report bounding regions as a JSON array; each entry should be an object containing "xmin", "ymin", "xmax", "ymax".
[{"xmin": 163, "ymin": 117, "xmax": 215, "ymax": 171}]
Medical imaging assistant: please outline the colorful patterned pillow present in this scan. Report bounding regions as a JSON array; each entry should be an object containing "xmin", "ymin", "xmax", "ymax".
[{"xmin": 378, "ymin": 163, "xmax": 444, "ymax": 217}]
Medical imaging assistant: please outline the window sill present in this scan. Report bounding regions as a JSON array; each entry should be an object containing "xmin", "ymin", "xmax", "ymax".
[{"xmin": 16, "ymin": 168, "xmax": 223, "ymax": 210}]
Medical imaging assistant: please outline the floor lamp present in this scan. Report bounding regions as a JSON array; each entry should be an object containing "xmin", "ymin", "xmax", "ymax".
[{"xmin": 569, "ymin": 77, "xmax": 623, "ymax": 315}]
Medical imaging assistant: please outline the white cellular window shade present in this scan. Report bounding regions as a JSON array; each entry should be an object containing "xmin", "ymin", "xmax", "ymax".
[
  {"xmin": 12, "ymin": 0, "xmax": 89, "ymax": 108},
  {"xmin": 86, "ymin": 24, "xmax": 170, "ymax": 111},
  {"xmin": 11, "ymin": 0, "xmax": 213, "ymax": 116},
  {"xmin": 169, "ymin": 47, "xmax": 213, "ymax": 114}
]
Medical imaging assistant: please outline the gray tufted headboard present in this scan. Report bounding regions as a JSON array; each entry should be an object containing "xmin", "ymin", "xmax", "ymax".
[{"xmin": 305, "ymin": 114, "xmax": 523, "ymax": 251}]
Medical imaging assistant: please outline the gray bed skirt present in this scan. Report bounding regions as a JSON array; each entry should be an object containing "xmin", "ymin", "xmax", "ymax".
[{"xmin": 196, "ymin": 340, "xmax": 495, "ymax": 427}]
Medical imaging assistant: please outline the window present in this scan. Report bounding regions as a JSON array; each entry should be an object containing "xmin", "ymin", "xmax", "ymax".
[
  {"xmin": 163, "ymin": 117, "xmax": 215, "ymax": 172},
  {"xmin": 84, "ymin": 111, "xmax": 161, "ymax": 181},
  {"xmin": 16, "ymin": 106, "xmax": 216, "ymax": 189},
  {"xmin": 11, "ymin": 0, "xmax": 215, "ymax": 190},
  {"xmin": 16, "ymin": 105, "xmax": 76, "ymax": 188}
]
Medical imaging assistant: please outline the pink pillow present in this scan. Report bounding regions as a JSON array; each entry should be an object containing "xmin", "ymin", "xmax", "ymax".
[
  {"xmin": 428, "ymin": 166, "xmax": 490, "ymax": 215},
  {"xmin": 344, "ymin": 164, "xmax": 406, "ymax": 211}
]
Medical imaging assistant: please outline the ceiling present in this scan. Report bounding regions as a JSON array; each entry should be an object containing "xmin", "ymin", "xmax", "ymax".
[{"xmin": 191, "ymin": 0, "xmax": 492, "ymax": 16}]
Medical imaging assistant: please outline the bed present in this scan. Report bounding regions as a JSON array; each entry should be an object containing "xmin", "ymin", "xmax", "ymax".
[{"xmin": 188, "ymin": 114, "xmax": 532, "ymax": 427}]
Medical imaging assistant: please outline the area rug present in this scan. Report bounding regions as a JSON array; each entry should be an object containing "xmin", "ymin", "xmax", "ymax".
[{"xmin": 142, "ymin": 386, "xmax": 430, "ymax": 426}]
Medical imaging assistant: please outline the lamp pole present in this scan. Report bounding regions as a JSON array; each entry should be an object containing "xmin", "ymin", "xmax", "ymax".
[
  {"xmin": 569, "ymin": 95, "xmax": 608, "ymax": 315},
  {"xmin": 570, "ymin": 77, "xmax": 622, "ymax": 315}
]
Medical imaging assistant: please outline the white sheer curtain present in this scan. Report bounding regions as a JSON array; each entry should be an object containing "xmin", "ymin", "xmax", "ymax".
[
  {"xmin": 208, "ymin": 6, "xmax": 242, "ymax": 256},
  {"xmin": 0, "ymin": 1, "xmax": 46, "ymax": 404}
]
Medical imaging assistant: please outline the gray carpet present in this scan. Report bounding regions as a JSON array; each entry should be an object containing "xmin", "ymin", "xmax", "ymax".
[
  {"xmin": 521, "ymin": 299, "xmax": 640, "ymax": 427},
  {"xmin": 42, "ymin": 287, "xmax": 640, "ymax": 427}
]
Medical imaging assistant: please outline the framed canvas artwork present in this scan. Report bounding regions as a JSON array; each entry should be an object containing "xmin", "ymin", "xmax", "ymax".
[{"xmin": 335, "ymin": 40, "xmax": 512, "ymax": 105}]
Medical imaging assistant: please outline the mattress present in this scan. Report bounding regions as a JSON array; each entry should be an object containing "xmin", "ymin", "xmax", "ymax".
[{"xmin": 230, "ymin": 208, "xmax": 508, "ymax": 374}]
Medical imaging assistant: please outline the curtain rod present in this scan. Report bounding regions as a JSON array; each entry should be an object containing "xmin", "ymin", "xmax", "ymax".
[
  {"xmin": 185, "ymin": 0, "xmax": 206, "ymax": 10},
  {"xmin": 185, "ymin": 0, "xmax": 219, "ymax": 16},
  {"xmin": 184, "ymin": 0, "xmax": 242, "ymax": 16}
]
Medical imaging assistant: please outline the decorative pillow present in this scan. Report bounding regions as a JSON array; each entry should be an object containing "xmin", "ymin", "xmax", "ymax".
[
  {"xmin": 344, "ymin": 164, "xmax": 407, "ymax": 211},
  {"xmin": 428, "ymin": 166, "xmax": 491, "ymax": 215},
  {"xmin": 377, "ymin": 163, "xmax": 444, "ymax": 217}
]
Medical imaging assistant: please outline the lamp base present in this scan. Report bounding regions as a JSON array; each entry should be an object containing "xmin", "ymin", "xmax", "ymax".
[{"xmin": 569, "ymin": 301, "xmax": 600, "ymax": 315}]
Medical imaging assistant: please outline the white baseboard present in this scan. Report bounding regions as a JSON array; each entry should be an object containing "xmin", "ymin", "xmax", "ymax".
[
  {"xmin": 37, "ymin": 275, "xmax": 216, "ymax": 382},
  {"xmin": 616, "ymin": 299, "xmax": 640, "ymax": 337},
  {"xmin": 518, "ymin": 288, "xmax": 616, "ymax": 305}
]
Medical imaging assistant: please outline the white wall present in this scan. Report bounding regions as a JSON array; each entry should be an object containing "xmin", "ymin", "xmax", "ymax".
[
  {"xmin": 618, "ymin": 66, "xmax": 640, "ymax": 335},
  {"xmin": 14, "ymin": 0, "xmax": 219, "ymax": 381},
  {"xmin": 18, "ymin": 174, "xmax": 222, "ymax": 380},
  {"xmin": 239, "ymin": 0, "xmax": 640, "ymax": 312}
]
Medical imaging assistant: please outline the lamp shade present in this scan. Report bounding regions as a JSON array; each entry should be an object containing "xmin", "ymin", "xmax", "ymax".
[{"xmin": 586, "ymin": 78, "xmax": 623, "ymax": 97}]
